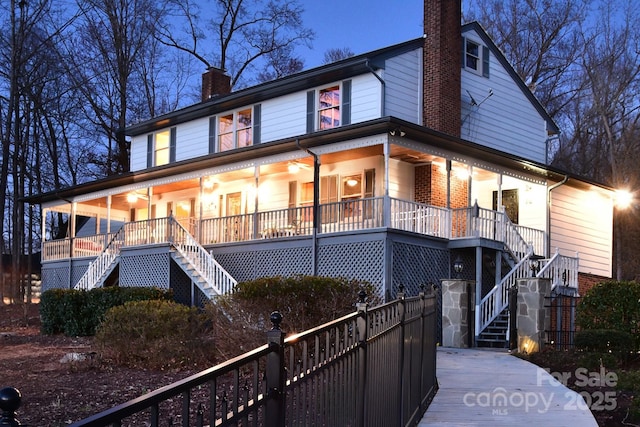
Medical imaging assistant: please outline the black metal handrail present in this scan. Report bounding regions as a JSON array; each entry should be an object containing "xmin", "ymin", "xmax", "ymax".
[{"xmin": 3, "ymin": 289, "xmax": 438, "ymax": 426}]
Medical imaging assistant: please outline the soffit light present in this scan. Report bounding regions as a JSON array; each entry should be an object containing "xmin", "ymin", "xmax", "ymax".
[{"xmin": 288, "ymin": 162, "xmax": 300, "ymax": 174}]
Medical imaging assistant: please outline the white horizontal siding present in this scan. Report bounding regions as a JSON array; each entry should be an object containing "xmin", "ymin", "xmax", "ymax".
[
  {"xmin": 460, "ymin": 30, "xmax": 548, "ymax": 164},
  {"xmin": 351, "ymin": 74, "xmax": 382, "ymax": 123},
  {"xmin": 549, "ymin": 184, "xmax": 613, "ymax": 277},
  {"xmin": 130, "ymin": 135, "xmax": 147, "ymax": 171},
  {"xmin": 385, "ymin": 48, "xmax": 422, "ymax": 124},
  {"xmin": 176, "ymin": 117, "xmax": 209, "ymax": 162},
  {"xmin": 260, "ymin": 92, "xmax": 308, "ymax": 143},
  {"xmin": 388, "ymin": 158, "xmax": 414, "ymax": 200}
]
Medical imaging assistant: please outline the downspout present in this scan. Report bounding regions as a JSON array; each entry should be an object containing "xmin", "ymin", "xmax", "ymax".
[
  {"xmin": 296, "ymin": 139, "xmax": 320, "ymax": 276},
  {"xmin": 547, "ymin": 175, "xmax": 569, "ymax": 257},
  {"xmin": 366, "ymin": 60, "xmax": 385, "ymax": 116}
]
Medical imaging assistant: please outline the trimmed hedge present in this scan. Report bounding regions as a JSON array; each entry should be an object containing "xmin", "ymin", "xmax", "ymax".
[
  {"xmin": 39, "ymin": 287, "xmax": 173, "ymax": 336},
  {"xmin": 574, "ymin": 329, "xmax": 633, "ymax": 354},
  {"xmin": 576, "ymin": 280, "xmax": 640, "ymax": 351}
]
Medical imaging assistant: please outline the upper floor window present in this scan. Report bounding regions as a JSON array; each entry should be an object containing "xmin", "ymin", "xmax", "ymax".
[
  {"xmin": 147, "ymin": 127, "xmax": 176, "ymax": 168},
  {"xmin": 154, "ymin": 130, "xmax": 171, "ymax": 166},
  {"xmin": 210, "ymin": 105, "xmax": 261, "ymax": 154},
  {"xmin": 319, "ymin": 85, "xmax": 340, "ymax": 130},
  {"xmin": 219, "ymin": 108, "xmax": 253, "ymax": 151},
  {"xmin": 463, "ymin": 37, "xmax": 489, "ymax": 78},
  {"xmin": 306, "ymin": 80, "xmax": 351, "ymax": 133}
]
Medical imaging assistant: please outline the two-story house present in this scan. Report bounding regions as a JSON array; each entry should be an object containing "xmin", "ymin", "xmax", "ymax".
[{"xmin": 33, "ymin": 0, "xmax": 614, "ymax": 347}]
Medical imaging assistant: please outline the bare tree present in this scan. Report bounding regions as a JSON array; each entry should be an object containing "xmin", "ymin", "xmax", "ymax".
[
  {"xmin": 65, "ymin": 0, "xmax": 171, "ymax": 175},
  {"xmin": 557, "ymin": 1, "xmax": 640, "ymax": 279},
  {"xmin": 0, "ymin": 0, "xmax": 79, "ymax": 302},
  {"xmin": 323, "ymin": 47, "xmax": 355, "ymax": 64},
  {"xmin": 256, "ymin": 45, "xmax": 304, "ymax": 83},
  {"xmin": 464, "ymin": 0, "xmax": 588, "ymax": 118},
  {"xmin": 157, "ymin": 0, "xmax": 314, "ymax": 89}
]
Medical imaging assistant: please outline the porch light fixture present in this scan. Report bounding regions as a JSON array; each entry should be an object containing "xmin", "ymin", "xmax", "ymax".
[
  {"xmin": 615, "ymin": 189, "xmax": 632, "ymax": 209},
  {"xmin": 453, "ymin": 256, "xmax": 463, "ymax": 279},
  {"xmin": 126, "ymin": 193, "xmax": 138, "ymax": 204},
  {"xmin": 203, "ymin": 177, "xmax": 216, "ymax": 190},
  {"xmin": 288, "ymin": 162, "xmax": 300, "ymax": 174},
  {"xmin": 346, "ymin": 178, "xmax": 359, "ymax": 187},
  {"xmin": 529, "ymin": 254, "xmax": 544, "ymax": 276}
]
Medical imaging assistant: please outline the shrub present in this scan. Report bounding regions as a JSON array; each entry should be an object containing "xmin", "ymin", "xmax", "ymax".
[
  {"xmin": 574, "ymin": 329, "xmax": 633, "ymax": 355},
  {"xmin": 95, "ymin": 299, "xmax": 216, "ymax": 369},
  {"xmin": 576, "ymin": 280, "xmax": 640, "ymax": 350},
  {"xmin": 39, "ymin": 287, "xmax": 173, "ymax": 336},
  {"xmin": 212, "ymin": 275, "xmax": 379, "ymax": 358}
]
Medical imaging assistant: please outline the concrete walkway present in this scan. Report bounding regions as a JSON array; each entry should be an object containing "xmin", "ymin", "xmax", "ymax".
[{"xmin": 419, "ymin": 347, "xmax": 598, "ymax": 426}]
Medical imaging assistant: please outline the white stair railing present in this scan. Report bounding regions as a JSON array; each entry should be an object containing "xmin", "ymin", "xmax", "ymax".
[
  {"xmin": 74, "ymin": 227, "xmax": 125, "ymax": 290},
  {"xmin": 537, "ymin": 249, "xmax": 580, "ymax": 293},
  {"xmin": 170, "ymin": 217, "xmax": 237, "ymax": 296},
  {"xmin": 476, "ymin": 248, "xmax": 533, "ymax": 337}
]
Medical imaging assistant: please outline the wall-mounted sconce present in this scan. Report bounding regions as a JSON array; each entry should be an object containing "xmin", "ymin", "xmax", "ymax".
[
  {"xmin": 203, "ymin": 177, "xmax": 217, "ymax": 190},
  {"xmin": 453, "ymin": 256, "xmax": 464, "ymax": 279}
]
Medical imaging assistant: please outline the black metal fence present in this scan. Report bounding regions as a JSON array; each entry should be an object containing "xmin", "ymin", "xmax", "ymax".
[
  {"xmin": 545, "ymin": 293, "xmax": 580, "ymax": 351},
  {"xmin": 2, "ymin": 289, "xmax": 438, "ymax": 426}
]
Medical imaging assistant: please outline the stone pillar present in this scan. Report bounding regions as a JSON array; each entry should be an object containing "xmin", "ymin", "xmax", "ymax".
[
  {"xmin": 516, "ymin": 278, "xmax": 551, "ymax": 353},
  {"xmin": 441, "ymin": 280, "xmax": 475, "ymax": 348}
]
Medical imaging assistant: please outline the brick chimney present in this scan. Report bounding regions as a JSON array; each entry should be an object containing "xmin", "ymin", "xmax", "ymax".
[
  {"xmin": 201, "ymin": 67, "xmax": 231, "ymax": 102},
  {"xmin": 423, "ymin": 0, "xmax": 462, "ymax": 137}
]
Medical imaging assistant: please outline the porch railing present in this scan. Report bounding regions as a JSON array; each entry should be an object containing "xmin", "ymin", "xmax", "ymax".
[
  {"xmin": 43, "ymin": 197, "xmax": 547, "ymax": 262},
  {"xmin": 390, "ymin": 199, "xmax": 449, "ymax": 237},
  {"xmin": 537, "ymin": 249, "xmax": 580, "ymax": 291},
  {"xmin": 65, "ymin": 290, "xmax": 437, "ymax": 427}
]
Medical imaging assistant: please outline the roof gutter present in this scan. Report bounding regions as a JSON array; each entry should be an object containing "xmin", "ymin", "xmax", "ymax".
[
  {"xmin": 546, "ymin": 175, "xmax": 569, "ymax": 257},
  {"xmin": 366, "ymin": 60, "xmax": 386, "ymax": 116}
]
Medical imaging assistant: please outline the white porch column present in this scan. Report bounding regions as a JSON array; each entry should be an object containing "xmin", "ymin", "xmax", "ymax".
[
  {"xmin": 106, "ymin": 195, "xmax": 112, "ymax": 234},
  {"xmin": 383, "ymin": 140, "xmax": 391, "ymax": 227},
  {"xmin": 446, "ymin": 160, "xmax": 451, "ymax": 208}
]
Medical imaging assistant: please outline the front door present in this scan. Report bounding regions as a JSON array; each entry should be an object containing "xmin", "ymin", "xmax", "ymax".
[{"xmin": 493, "ymin": 189, "xmax": 519, "ymax": 224}]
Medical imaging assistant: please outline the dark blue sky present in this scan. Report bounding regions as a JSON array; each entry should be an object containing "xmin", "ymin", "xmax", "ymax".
[{"xmin": 301, "ymin": 0, "xmax": 424, "ymax": 67}]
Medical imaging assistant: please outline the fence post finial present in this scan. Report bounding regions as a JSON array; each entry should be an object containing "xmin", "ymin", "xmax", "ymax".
[
  {"xmin": 0, "ymin": 387, "xmax": 22, "ymax": 426},
  {"xmin": 270, "ymin": 311, "xmax": 283, "ymax": 330}
]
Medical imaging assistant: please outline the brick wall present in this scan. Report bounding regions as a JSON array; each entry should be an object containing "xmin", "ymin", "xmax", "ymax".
[
  {"xmin": 423, "ymin": 0, "xmax": 462, "ymax": 137},
  {"xmin": 577, "ymin": 272, "xmax": 609, "ymax": 296},
  {"xmin": 414, "ymin": 162, "xmax": 468, "ymax": 208}
]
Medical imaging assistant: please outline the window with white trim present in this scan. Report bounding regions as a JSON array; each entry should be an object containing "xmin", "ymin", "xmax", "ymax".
[
  {"xmin": 463, "ymin": 37, "xmax": 490, "ymax": 78},
  {"xmin": 154, "ymin": 130, "xmax": 171, "ymax": 166},
  {"xmin": 318, "ymin": 85, "xmax": 340, "ymax": 130},
  {"xmin": 306, "ymin": 80, "xmax": 351, "ymax": 133},
  {"xmin": 218, "ymin": 108, "xmax": 253, "ymax": 152},
  {"xmin": 147, "ymin": 127, "xmax": 176, "ymax": 168}
]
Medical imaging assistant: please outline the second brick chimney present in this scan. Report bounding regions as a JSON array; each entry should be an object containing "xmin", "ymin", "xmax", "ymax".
[
  {"xmin": 423, "ymin": 0, "xmax": 462, "ymax": 137},
  {"xmin": 201, "ymin": 67, "xmax": 231, "ymax": 102}
]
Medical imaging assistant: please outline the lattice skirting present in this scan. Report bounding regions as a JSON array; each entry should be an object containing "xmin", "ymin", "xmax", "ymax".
[{"xmin": 42, "ymin": 233, "xmax": 452, "ymax": 305}]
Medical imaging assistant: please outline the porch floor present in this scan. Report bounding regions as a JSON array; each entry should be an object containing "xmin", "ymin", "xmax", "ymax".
[{"xmin": 419, "ymin": 347, "xmax": 597, "ymax": 426}]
